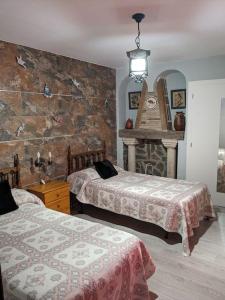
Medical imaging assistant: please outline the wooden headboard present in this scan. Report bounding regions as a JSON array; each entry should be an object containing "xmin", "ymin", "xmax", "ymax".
[
  {"xmin": 67, "ymin": 143, "xmax": 106, "ymax": 175},
  {"xmin": 0, "ymin": 154, "xmax": 21, "ymax": 188}
]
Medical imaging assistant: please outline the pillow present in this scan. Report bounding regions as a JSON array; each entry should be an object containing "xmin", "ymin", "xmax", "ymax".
[
  {"xmin": 12, "ymin": 189, "xmax": 45, "ymax": 207},
  {"xmin": 94, "ymin": 160, "xmax": 118, "ymax": 179},
  {"xmin": 67, "ymin": 168, "xmax": 101, "ymax": 195},
  {"xmin": 0, "ymin": 180, "xmax": 18, "ymax": 215}
]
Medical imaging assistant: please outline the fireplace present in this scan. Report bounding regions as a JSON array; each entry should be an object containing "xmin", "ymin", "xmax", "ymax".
[{"xmin": 119, "ymin": 129, "xmax": 184, "ymax": 178}]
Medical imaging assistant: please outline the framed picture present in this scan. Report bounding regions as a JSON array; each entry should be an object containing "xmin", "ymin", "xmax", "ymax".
[
  {"xmin": 128, "ymin": 91, "xmax": 141, "ymax": 110},
  {"xmin": 171, "ymin": 89, "xmax": 186, "ymax": 109}
]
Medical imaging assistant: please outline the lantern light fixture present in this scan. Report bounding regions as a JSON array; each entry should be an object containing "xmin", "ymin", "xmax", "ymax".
[{"xmin": 127, "ymin": 13, "xmax": 150, "ymax": 83}]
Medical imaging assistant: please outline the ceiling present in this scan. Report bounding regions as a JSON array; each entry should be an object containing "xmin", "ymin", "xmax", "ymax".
[{"xmin": 1, "ymin": 0, "xmax": 225, "ymax": 69}]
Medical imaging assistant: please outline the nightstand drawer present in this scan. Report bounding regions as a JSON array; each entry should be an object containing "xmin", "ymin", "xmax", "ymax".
[
  {"xmin": 47, "ymin": 197, "xmax": 70, "ymax": 214},
  {"xmin": 44, "ymin": 187, "xmax": 69, "ymax": 204}
]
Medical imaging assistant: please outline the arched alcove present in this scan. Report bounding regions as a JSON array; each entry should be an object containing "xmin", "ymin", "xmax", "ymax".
[
  {"xmin": 118, "ymin": 69, "xmax": 187, "ymax": 179},
  {"xmin": 153, "ymin": 69, "xmax": 187, "ymax": 130},
  {"xmin": 153, "ymin": 69, "xmax": 187, "ymax": 179}
]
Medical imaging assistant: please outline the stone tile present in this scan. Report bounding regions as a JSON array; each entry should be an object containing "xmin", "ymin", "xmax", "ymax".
[
  {"xmin": 0, "ymin": 40, "xmax": 116, "ymax": 186},
  {"xmin": 0, "ymin": 91, "xmax": 22, "ymax": 117},
  {"xmin": 0, "ymin": 141, "xmax": 24, "ymax": 168}
]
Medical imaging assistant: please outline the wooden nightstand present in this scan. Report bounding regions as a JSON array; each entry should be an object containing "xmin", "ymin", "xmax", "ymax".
[{"xmin": 27, "ymin": 180, "xmax": 70, "ymax": 214}]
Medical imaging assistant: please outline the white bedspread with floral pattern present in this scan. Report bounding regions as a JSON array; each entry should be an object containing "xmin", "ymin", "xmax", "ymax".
[
  {"xmin": 68, "ymin": 168, "xmax": 215, "ymax": 256},
  {"xmin": 0, "ymin": 194, "xmax": 155, "ymax": 300}
]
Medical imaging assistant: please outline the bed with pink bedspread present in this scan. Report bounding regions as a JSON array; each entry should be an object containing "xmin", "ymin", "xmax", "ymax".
[
  {"xmin": 68, "ymin": 168, "xmax": 215, "ymax": 256},
  {"xmin": 0, "ymin": 189, "xmax": 155, "ymax": 300}
]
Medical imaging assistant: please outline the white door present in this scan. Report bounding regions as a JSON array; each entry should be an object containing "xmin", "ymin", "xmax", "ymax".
[{"xmin": 186, "ymin": 79, "xmax": 225, "ymax": 206}]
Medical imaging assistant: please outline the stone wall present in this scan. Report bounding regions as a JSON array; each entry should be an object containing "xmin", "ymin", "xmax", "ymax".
[
  {"xmin": 123, "ymin": 140, "xmax": 167, "ymax": 176},
  {"xmin": 0, "ymin": 41, "xmax": 116, "ymax": 186}
]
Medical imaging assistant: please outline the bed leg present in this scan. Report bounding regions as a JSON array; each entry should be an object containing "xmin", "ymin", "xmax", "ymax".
[{"xmin": 164, "ymin": 231, "xmax": 169, "ymax": 239}]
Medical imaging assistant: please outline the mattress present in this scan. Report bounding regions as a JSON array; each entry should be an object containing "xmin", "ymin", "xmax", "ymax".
[
  {"xmin": 0, "ymin": 190, "xmax": 155, "ymax": 300},
  {"xmin": 68, "ymin": 168, "xmax": 215, "ymax": 256}
]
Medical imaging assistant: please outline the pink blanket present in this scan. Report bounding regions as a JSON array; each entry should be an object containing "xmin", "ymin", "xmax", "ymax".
[{"xmin": 0, "ymin": 202, "xmax": 155, "ymax": 299}]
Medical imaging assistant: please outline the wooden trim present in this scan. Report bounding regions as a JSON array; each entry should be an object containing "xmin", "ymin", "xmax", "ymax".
[
  {"xmin": 0, "ymin": 154, "xmax": 21, "ymax": 188},
  {"xmin": 67, "ymin": 144, "xmax": 106, "ymax": 175},
  {"xmin": 135, "ymin": 80, "xmax": 148, "ymax": 128},
  {"xmin": 157, "ymin": 78, "xmax": 168, "ymax": 131},
  {"xmin": 119, "ymin": 128, "xmax": 184, "ymax": 140}
]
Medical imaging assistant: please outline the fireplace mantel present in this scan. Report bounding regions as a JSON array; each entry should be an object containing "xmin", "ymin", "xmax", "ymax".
[
  {"xmin": 119, "ymin": 129, "xmax": 185, "ymax": 178},
  {"xmin": 119, "ymin": 129, "xmax": 184, "ymax": 140}
]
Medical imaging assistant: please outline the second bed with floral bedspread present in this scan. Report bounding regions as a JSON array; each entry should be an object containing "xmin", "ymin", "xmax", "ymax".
[{"xmin": 68, "ymin": 168, "xmax": 215, "ymax": 256}]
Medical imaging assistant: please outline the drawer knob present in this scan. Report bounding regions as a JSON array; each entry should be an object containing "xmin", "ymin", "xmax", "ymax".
[{"xmin": 56, "ymin": 194, "xmax": 59, "ymax": 197}]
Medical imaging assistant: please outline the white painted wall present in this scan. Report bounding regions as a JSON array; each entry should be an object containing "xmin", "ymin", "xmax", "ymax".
[
  {"xmin": 126, "ymin": 80, "xmax": 142, "ymax": 125},
  {"xmin": 186, "ymin": 79, "xmax": 225, "ymax": 206},
  {"xmin": 166, "ymin": 72, "xmax": 186, "ymax": 179},
  {"xmin": 219, "ymin": 99, "xmax": 225, "ymax": 149},
  {"xmin": 116, "ymin": 70, "xmax": 128, "ymax": 168},
  {"xmin": 166, "ymin": 72, "xmax": 186, "ymax": 128}
]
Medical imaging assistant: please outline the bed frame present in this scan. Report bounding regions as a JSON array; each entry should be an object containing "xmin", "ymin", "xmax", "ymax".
[
  {"xmin": 67, "ymin": 145, "xmax": 172, "ymax": 238},
  {"xmin": 67, "ymin": 143, "xmax": 106, "ymax": 175},
  {"xmin": 67, "ymin": 143, "xmax": 106, "ymax": 214},
  {"xmin": 0, "ymin": 154, "xmax": 21, "ymax": 188}
]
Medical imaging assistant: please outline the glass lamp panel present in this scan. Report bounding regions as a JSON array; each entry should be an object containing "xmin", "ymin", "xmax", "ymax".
[{"xmin": 130, "ymin": 58, "xmax": 146, "ymax": 72}]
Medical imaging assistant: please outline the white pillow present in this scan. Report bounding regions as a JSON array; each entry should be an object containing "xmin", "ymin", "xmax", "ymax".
[
  {"xmin": 12, "ymin": 188, "xmax": 45, "ymax": 207},
  {"xmin": 67, "ymin": 168, "xmax": 101, "ymax": 194}
]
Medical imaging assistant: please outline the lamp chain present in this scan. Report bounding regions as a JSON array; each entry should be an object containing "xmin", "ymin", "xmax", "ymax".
[{"xmin": 135, "ymin": 22, "xmax": 141, "ymax": 48}]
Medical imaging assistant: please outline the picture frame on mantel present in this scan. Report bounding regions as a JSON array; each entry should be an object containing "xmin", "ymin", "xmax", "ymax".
[
  {"xmin": 171, "ymin": 89, "xmax": 186, "ymax": 109},
  {"xmin": 128, "ymin": 91, "xmax": 141, "ymax": 110}
]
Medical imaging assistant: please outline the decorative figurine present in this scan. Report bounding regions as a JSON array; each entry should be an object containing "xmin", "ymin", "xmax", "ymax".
[
  {"xmin": 43, "ymin": 84, "xmax": 52, "ymax": 98},
  {"xmin": 72, "ymin": 78, "xmax": 80, "ymax": 88},
  {"xmin": 16, "ymin": 55, "xmax": 26, "ymax": 68},
  {"xmin": 174, "ymin": 112, "xmax": 185, "ymax": 131},
  {"xmin": 16, "ymin": 123, "xmax": 25, "ymax": 137},
  {"xmin": 125, "ymin": 118, "xmax": 133, "ymax": 129}
]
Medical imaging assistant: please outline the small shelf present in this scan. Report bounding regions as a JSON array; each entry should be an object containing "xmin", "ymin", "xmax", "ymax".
[{"xmin": 119, "ymin": 128, "xmax": 184, "ymax": 140}]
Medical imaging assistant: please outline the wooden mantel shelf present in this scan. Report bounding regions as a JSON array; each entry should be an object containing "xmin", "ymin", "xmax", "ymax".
[{"xmin": 119, "ymin": 129, "xmax": 184, "ymax": 140}]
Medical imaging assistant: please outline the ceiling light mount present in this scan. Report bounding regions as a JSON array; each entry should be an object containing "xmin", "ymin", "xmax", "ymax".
[
  {"xmin": 127, "ymin": 12, "xmax": 150, "ymax": 83},
  {"xmin": 132, "ymin": 13, "xmax": 145, "ymax": 24}
]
